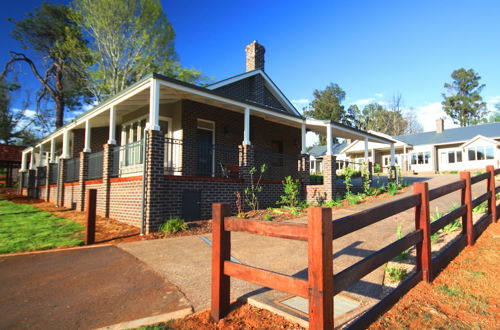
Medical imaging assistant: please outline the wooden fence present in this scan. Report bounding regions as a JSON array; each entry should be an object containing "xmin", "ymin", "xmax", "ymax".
[{"xmin": 211, "ymin": 166, "xmax": 500, "ymax": 329}]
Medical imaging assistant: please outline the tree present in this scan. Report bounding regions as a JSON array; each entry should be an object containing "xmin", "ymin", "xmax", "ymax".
[
  {"xmin": 71, "ymin": 0, "xmax": 205, "ymax": 101},
  {"xmin": 403, "ymin": 110, "xmax": 424, "ymax": 134},
  {"xmin": 304, "ymin": 83, "xmax": 347, "ymax": 122},
  {"xmin": 6, "ymin": 2, "xmax": 91, "ymax": 128},
  {"xmin": 0, "ymin": 78, "xmax": 38, "ymax": 145},
  {"xmin": 487, "ymin": 104, "xmax": 500, "ymax": 123},
  {"xmin": 357, "ymin": 103, "xmax": 408, "ymax": 136},
  {"xmin": 442, "ymin": 68, "xmax": 487, "ymax": 126}
]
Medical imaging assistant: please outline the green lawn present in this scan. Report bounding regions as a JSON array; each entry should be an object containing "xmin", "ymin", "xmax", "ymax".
[{"xmin": 0, "ymin": 198, "xmax": 84, "ymax": 254}]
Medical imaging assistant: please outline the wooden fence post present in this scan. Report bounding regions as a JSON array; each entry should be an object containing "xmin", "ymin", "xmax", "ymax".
[
  {"xmin": 84, "ymin": 189, "xmax": 97, "ymax": 245},
  {"xmin": 486, "ymin": 166, "xmax": 497, "ymax": 223},
  {"xmin": 460, "ymin": 171, "xmax": 474, "ymax": 246},
  {"xmin": 210, "ymin": 203, "xmax": 232, "ymax": 322},
  {"xmin": 413, "ymin": 182, "xmax": 432, "ymax": 282},
  {"xmin": 307, "ymin": 207, "xmax": 333, "ymax": 329}
]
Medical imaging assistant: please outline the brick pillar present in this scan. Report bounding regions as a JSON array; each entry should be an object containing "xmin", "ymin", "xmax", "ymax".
[
  {"xmin": 78, "ymin": 152, "xmax": 89, "ymax": 211},
  {"xmin": 238, "ymin": 144, "xmax": 254, "ymax": 182},
  {"xmin": 36, "ymin": 166, "xmax": 45, "ymax": 199},
  {"xmin": 28, "ymin": 169, "xmax": 36, "ymax": 198},
  {"xmin": 56, "ymin": 159, "xmax": 66, "ymax": 207},
  {"xmin": 45, "ymin": 164, "xmax": 52, "ymax": 201},
  {"xmin": 299, "ymin": 154, "xmax": 310, "ymax": 201},
  {"xmin": 144, "ymin": 130, "xmax": 165, "ymax": 233},
  {"xmin": 102, "ymin": 144, "xmax": 115, "ymax": 217},
  {"xmin": 322, "ymin": 155, "xmax": 337, "ymax": 201},
  {"xmin": 18, "ymin": 171, "xmax": 25, "ymax": 194}
]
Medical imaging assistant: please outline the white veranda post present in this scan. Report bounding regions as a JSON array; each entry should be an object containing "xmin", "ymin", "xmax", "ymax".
[
  {"xmin": 390, "ymin": 143, "xmax": 396, "ymax": 166},
  {"xmin": 364, "ymin": 137, "xmax": 369, "ymax": 162},
  {"xmin": 243, "ymin": 107, "xmax": 251, "ymax": 145},
  {"xmin": 50, "ymin": 139, "xmax": 56, "ymax": 163},
  {"xmin": 301, "ymin": 122, "xmax": 306, "ymax": 154},
  {"xmin": 29, "ymin": 149, "xmax": 35, "ymax": 169},
  {"xmin": 326, "ymin": 124, "xmax": 333, "ymax": 155},
  {"xmin": 62, "ymin": 130, "xmax": 71, "ymax": 159},
  {"xmin": 148, "ymin": 79, "xmax": 160, "ymax": 131},
  {"xmin": 38, "ymin": 145, "xmax": 44, "ymax": 167},
  {"xmin": 21, "ymin": 151, "xmax": 27, "ymax": 171},
  {"xmin": 84, "ymin": 120, "xmax": 91, "ymax": 153},
  {"xmin": 108, "ymin": 106, "xmax": 117, "ymax": 144}
]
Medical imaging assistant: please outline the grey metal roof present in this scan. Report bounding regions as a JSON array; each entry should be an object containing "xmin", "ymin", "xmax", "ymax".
[
  {"xmin": 308, "ymin": 142, "xmax": 346, "ymax": 157},
  {"xmin": 394, "ymin": 122, "xmax": 500, "ymax": 146}
]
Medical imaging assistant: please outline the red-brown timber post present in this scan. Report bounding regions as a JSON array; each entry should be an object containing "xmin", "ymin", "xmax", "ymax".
[
  {"xmin": 211, "ymin": 203, "xmax": 232, "ymax": 322},
  {"xmin": 307, "ymin": 207, "xmax": 333, "ymax": 329},
  {"xmin": 413, "ymin": 182, "xmax": 432, "ymax": 282},
  {"xmin": 460, "ymin": 171, "xmax": 474, "ymax": 246},
  {"xmin": 85, "ymin": 189, "xmax": 97, "ymax": 245},
  {"xmin": 486, "ymin": 166, "xmax": 497, "ymax": 223}
]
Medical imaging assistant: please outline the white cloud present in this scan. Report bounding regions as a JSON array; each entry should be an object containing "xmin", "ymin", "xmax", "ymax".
[
  {"xmin": 374, "ymin": 93, "xmax": 384, "ymax": 98},
  {"xmin": 413, "ymin": 102, "xmax": 458, "ymax": 132},
  {"xmin": 353, "ymin": 98, "xmax": 375, "ymax": 106},
  {"xmin": 291, "ymin": 98, "xmax": 310, "ymax": 110},
  {"xmin": 486, "ymin": 95, "xmax": 500, "ymax": 113}
]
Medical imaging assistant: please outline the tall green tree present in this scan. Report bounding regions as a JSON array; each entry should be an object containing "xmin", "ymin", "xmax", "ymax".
[
  {"xmin": 442, "ymin": 68, "xmax": 487, "ymax": 126},
  {"xmin": 358, "ymin": 103, "xmax": 408, "ymax": 136},
  {"xmin": 6, "ymin": 2, "xmax": 91, "ymax": 128},
  {"xmin": 304, "ymin": 83, "xmax": 348, "ymax": 122},
  {"xmin": 71, "ymin": 0, "xmax": 204, "ymax": 101}
]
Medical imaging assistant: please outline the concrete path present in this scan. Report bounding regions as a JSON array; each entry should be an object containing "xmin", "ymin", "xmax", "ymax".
[
  {"xmin": 0, "ymin": 245, "xmax": 191, "ymax": 329},
  {"xmin": 120, "ymin": 174, "xmax": 490, "ymax": 321}
]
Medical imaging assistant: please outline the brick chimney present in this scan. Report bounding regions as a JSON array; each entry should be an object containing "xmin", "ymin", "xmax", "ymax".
[
  {"xmin": 436, "ymin": 118, "xmax": 444, "ymax": 133},
  {"xmin": 245, "ymin": 41, "xmax": 265, "ymax": 72}
]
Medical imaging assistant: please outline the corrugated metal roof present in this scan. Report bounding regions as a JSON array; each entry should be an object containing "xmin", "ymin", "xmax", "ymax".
[
  {"xmin": 394, "ymin": 122, "xmax": 500, "ymax": 146},
  {"xmin": 308, "ymin": 142, "xmax": 346, "ymax": 157}
]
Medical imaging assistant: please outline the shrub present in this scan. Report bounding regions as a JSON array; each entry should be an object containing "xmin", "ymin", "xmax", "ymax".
[
  {"xmin": 386, "ymin": 266, "xmax": 408, "ymax": 282},
  {"xmin": 263, "ymin": 213, "xmax": 273, "ymax": 221},
  {"xmin": 387, "ymin": 182, "xmax": 398, "ymax": 195},
  {"xmin": 277, "ymin": 176, "xmax": 301, "ymax": 208},
  {"xmin": 343, "ymin": 166, "xmax": 356, "ymax": 194},
  {"xmin": 160, "ymin": 218, "xmax": 188, "ymax": 234},
  {"xmin": 346, "ymin": 192, "xmax": 365, "ymax": 205},
  {"xmin": 324, "ymin": 197, "xmax": 342, "ymax": 207},
  {"xmin": 361, "ymin": 161, "xmax": 371, "ymax": 195}
]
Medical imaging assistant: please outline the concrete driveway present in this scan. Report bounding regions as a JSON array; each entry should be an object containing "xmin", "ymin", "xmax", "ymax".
[{"xmin": 0, "ymin": 245, "xmax": 191, "ymax": 329}]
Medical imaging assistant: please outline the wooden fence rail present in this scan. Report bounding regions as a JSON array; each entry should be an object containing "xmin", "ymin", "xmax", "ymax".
[{"xmin": 211, "ymin": 166, "xmax": 499, "ymax": 329}]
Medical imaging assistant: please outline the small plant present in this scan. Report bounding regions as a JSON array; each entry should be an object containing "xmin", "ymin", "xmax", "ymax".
[
  {"xmin": 325, "ymin": 197, "xmax": 342, "ymax": 207},
  {"xmin": 385, "ymin": 266, "xmax": 408, "ymax": 282},
  {"xmin": 271, "ymin": 208, "xmax": 284, "ymax": 214},
  {"xmin": 277, "ymin": 176, "xmax": 301, "ymax": 208},
  {"xmin": 346, "ymin": 192, "xmax": 365, "ymax": 205},
  {"xmin": 234, "ymin": 191, "xmax": 243, "ymax": 216},
  {"xmin": 343, "ymin": 166, "xmax": 355, "ymax": 194},
  {"xmin": 387, "ymin": 182, "xmax": 398, "ymax": 195},
  {"xmin": 160, "ymin": 218, "xmax": 188, "ymax": 234},
  {"xmin": 395, "ymin": 224, "xmax": 409, "ymax": 261},
  {"xmin": 473, "ymin": 200, "xmax": 487, "ymax": 214},
  {"xmin": 361, "ymin": 161, "xmax": 371, "ymax": 195},
  {"xmin": 431, "ymin": 207, "xmax": 443, "ymax": 222},
  {"xmin": 263, "ymin": 213, "xmax": 274, "ymax": 221},
  {"xmin": 431, "ymin": 232, "xmax": 440, "ymax": 243},
  {"xmin": 243, "ymin": 164, "xmax": 268, "ymax": 212}
]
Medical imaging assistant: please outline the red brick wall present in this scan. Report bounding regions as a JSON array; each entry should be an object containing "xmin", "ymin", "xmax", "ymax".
[
  {"xmin": 49, "ymin": 185, "xmax": 57, "ymax": 203},
  {"xmin": 62, "ymin": 183, "xmax": 79, "ymax": 208},
  {"xmin": 85, "ymin": 182, "xmax": 104, "ymax": 215}
]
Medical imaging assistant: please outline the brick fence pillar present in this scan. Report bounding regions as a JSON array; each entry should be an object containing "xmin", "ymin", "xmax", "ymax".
[
  {"xmin": 144, "ymin": 130, "xmax": 165, "ymax": 233},
  {"xmin": 322, "ymin": 155, "xmax": 337, "ymax": 201},
  {"xmin": 28, "ymin": 169, "xmax": 36, "ymax": 198},
  {"xmin": 56, "ymin": 159, "xmax": 66, "ymax": 207},
  {"xmin": 299, "ymin": 154, "xmax": 310, "ymax": 201},
  {"xmin": 78, "ymin": 152, "xmax": 89, "ymax": 211},
  {"xmin": 102, "ymin": 144, "xmax": 115, "ymax": 217},
  {"xmin": 35, "ymin": 166, "xmax": 45, "ymax": 199},
  {"xmin": 18, "ymin": 171, "xmax": 25, "ymax": 194},
  {"xmin": 239, "ymin": 144, "xmax": 255, "ymax": 182}
]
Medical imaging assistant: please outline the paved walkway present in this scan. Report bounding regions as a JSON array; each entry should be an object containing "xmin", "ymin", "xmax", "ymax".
[
  {"xmin": 120, "ymin": 174, "xmax": 490, "ymax": 322},
  {"xmin": 0, "ymin": 245, "xmax": 191, "ymax": 329}
]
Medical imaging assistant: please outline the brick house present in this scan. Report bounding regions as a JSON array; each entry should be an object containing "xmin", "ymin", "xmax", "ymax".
[{"xmin": 18, "ymin": 41, "xmax": 392, "ymax": 233}]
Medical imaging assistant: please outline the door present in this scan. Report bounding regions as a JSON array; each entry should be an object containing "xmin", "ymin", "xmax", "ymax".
[
  {"xmin": 197, "ymin": 129, "xmax": 213, "ymax": 176},
  {"xmin": 182, "ymin": 190, "xmax": 201, "ymax": 220}
]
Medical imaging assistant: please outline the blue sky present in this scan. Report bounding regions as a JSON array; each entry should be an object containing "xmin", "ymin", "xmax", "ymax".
[{"xmin": 2, "ymin": 0, "xmax": 500, "ymax": 133}]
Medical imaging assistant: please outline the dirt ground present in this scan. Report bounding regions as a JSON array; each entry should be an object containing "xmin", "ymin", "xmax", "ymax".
[
  {"xmin": 148, "ymin": 303, "xmax": 305, "ymax": 330},
  {"xmin": 370, "ymin": 221, "xmax": 500, "ymax": 329}
]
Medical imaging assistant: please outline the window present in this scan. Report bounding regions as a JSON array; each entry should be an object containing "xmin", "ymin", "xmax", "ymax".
[
  {"xmin": 445, "ymin": 150, "xmax": 462, "ymax": 163},
  {"xmin": 457, "ymin": 151, "xmax": 463, "ymax": 162},
  {"xmin": 410, "ymin": 151, "xmax": 431, "ymax": 165},
  {"xmin": 467, "ymin": 146, "xmax": 495, "ymax": 161},
  {"xmin": 448, "ymin": 151, "xmax": 455, "ymax": 163}
]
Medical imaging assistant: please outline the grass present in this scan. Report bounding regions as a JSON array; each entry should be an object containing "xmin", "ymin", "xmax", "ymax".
[
  {"xmin": 0, "ymin": 198, "xmax": 84, "ymax": 254},
  {"xmin": 385, "ymin": 266, "xmax": 408, "ymax": 282}
]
